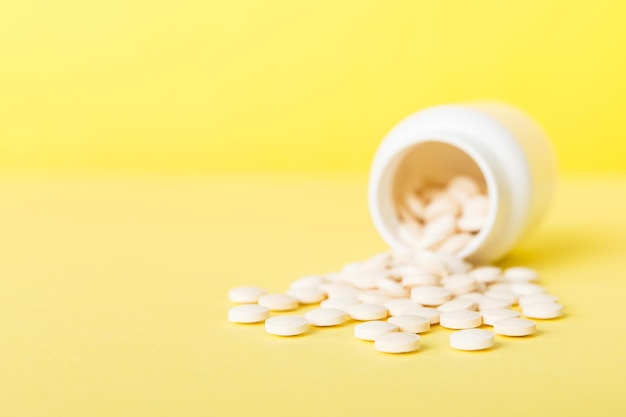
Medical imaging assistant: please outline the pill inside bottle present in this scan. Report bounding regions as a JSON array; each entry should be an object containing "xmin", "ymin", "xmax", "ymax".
[
  {"xmin": 368, "ymin": 103, "xmax": 557, "ymax": 263},
  {"xmin": 391, "ymin": 142, "xmax": 493, "ymax": 257}
]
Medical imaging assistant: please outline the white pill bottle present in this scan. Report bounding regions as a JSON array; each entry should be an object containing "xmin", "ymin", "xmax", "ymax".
[{"xmin": 368, "ymin": 102, "xmax": 557, "ymax": 263}]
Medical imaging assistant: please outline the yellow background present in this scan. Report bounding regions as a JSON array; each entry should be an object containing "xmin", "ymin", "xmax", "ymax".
[
  {"xmin": 1, "ymin": 0, "xmax": 626, "ymax": 172},
  {"xmin": 2, "ymin": 1, "xmax": 626, "ymax": 416},
  {"xmin": 1, "ymin": 174, "xmax": 626, "ymax": 416}
]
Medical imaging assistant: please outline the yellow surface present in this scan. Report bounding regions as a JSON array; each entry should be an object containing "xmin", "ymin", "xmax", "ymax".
[
  {"xmin": 1, "ymin": 173, "xmax": 626, "ymax": 416},
  {"xmin": 2, "ymin": 1, "xmax": 626, "ymax": 172}
]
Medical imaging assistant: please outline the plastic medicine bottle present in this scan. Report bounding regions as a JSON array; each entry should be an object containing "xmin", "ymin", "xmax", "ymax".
[{"xmin": 368, "ymin": 102, "xmax": 557, "ymax": 263}]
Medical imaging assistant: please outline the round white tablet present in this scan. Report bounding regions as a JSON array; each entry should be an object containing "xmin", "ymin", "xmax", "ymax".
[
  {"xmin": 410, "ymin": 286, "xmax": 452, "ymax": 306},
  {"xmin": 481, "ymin": 308, "xmax": 521, "ymax": 326},
  {"xmin": 286, "ymin": 287, "xmax": 326, "ymax": 304},
  {"xmin": 362, "ymin": 251, "xmax": 391, "ymax": 270},
  {"xmin": 375, "ymin": 332, "xmax": 420, "ymax": 353},
  {"xmin": 346, "ymin": 303, "xmax": 388, "ymax": 321},
  {"xmin": 478, "ymin": 297, "xmax": 513, "ymax": 311},
  {"xmin": 384, "ymin": 299, "xmax": 423, "ymax": 316},
  {"xmin": 358, "ymin": 291, "xmax": 392, "ymax": 305},
  {"xmin": 470, "ymin": 266, "xmax": 501, "ymax": 283},
  {"xmin": 320, "ymin": 297, "xmax": 359, "ymax": 311},
  {"xmin": 442, "ymin": 274, "xmax": 477, "ymax": 295},
  {"xmin": 494, "ymin": 318, "xmax": 536, "ymax": 336},
  {"xmin": 456, "ymin": 292, "xmax": 487, "ymax": 304},
  {"xmin": 440, "ymin": 310, "xmax": 482, "ymax": 329},
  {"xmin": 522, "ymin": 302, "xmax": 563, "ymax": 319},
  {"xmin": 257, "ymin": 293, "xmax": 299, "ymax": 311},
  {"xmin": 415, "ymin": 251, "xmax": 449, "ymax": 276},
  {"xmin": 289, "ymin": 275, "xmax": 325, "ymax": 290},
  {"xmin": 482, "ymin": 291, "xmax": 517, "ymax": 305},
  {"xmin": 503, "ymin": 266, "xmax": 539, "ymax": 282},
  {"xmin": 304, "ymin": 308, "xmax": 347, "ymax": 327},
  {"xmin": 388, "ymin": 314, "xmax": 430, "ymax": 333},
  {"xmin": 401, "ymin": 272, "xmax": 440, "ymax": 287},
  {"xmin": 510, "ymin": 283, "xmax": 546, "ymax": 296},
  {"xmin": 265, "ymin": 316, "xmax": 308, "ymax": 336},
  {"xmin": 437, "ymin": 298, "xmax": 477, "ymax": 313},
  {"xmin": 376, "ymin": 277, "xmax": 409, "ymax": 298},
  {"xmin": 518, "ymin": 293, "xmax": 558, "ymax": 308},
  {"xmin": 228, "ymin": 286, "xmax": 267, "ymax": 303},
  {"xmin": 228, "ymin": 304, "xmax": 270, "ymax": 323},
  {"xmin": 399, "ymin": 306, "xmax": 441, "ymax": 324},
  {"xmin": 321, "ymin": 284, "xmax": 359, "ymax": 298},
  {"xmin": 439, "ymin": 253, "xmax": 473, "ymax": 274},
  {"xmin": 354, "ymin": 321, "xmax": 398, "ymax": 341},
  {"xmin": 450, "ymin": 329, "xmax": 495, "ymax": 351}
]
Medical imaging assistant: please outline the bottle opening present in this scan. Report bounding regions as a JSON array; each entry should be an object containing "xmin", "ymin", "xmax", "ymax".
[{"xmin": 383, "ymin": 139, "xmax": 498, "ymax": 259}]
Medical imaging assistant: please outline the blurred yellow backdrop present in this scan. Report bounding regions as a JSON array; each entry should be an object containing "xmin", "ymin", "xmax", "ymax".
[{"xmin": 1, "ymin": 0, "xmax": 625, "ymax": 172}]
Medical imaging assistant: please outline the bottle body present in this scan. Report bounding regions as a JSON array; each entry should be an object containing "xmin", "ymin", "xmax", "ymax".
[{"xmin": 368, "ymin": 102, "xmax": 556, "ymax": 263}]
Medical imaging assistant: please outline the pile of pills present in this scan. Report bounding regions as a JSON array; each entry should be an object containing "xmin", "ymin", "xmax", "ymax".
[
  {"xmin": 396, "ymin": 176, "xmax": 489, "ymax": 254},
  {"xmin": 227, "ymin": 250, "xmax": 563, "ymax": 354}
]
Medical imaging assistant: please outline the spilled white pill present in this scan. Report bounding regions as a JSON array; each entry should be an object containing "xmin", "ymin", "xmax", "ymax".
[
  {"xmin": 439, "ymin": 253, "xmax": 473, "ymax": 274},
  {"xmin": 481, "ymin": 308, "xmax": 521, "ymax": 326},
  {"xmin": 437, "ymin": 298, "xmax": 477, "ymax": 312},
  {"xmin": 227, "ymin": 245, "xmax": 563, "ymax": 355},
  {"xmin": 510, "ymin": 283, "xmax": 546, "ymax": 296},
  {"xmin": 450, "ymin": 329, "xmax": 495, "ymax": 351},
  {"xmin": 399, "ymin": 306, "xmax": 441, "ymax": 324},
  {"xmin": 442, "ymin": 274, "xmax": 477, "ymax": 295},
  {"xmin": 411, "ymin": 285, "xmax": 451, "ymax": 306},
  {"xmin": 414, "ymin": 251, "xmax": 450, "ymax": 277},
  {"xmin": 483, "ymin": 292, "xmax": 517, "ymax": 308},
  {"xmin": 346, "ymin": 303, "xmax": 388, "ymax": 321},
  {"xmin": 289, "ymin": 275, "xmax": 326, "ymax": 290},
  {"xmin": 384, "ymin": 299, "xmax": 423, "ymax": 316},
  {"xmin": 494, "ymin": 318, "xmax": 536, "ymax": 336},
  {"xmin": 440, "ymin": 310, "xmax": 482, "ymax": 329},
  {"xmin": 304, "ymin": 308, "xmax": 347, "ymax": 327},
  {"xmin": 361, "ymin": 252, "xmax": 391, "ymax": 271},
  {"xmin": 478, "ymin": 297, "xmax": 513, "ymax": 311},
  {"xmin": 351, "ymin": 272, "xmax": 379, "ymax": 290},
  {"xmin": 354, "ymin": 321, "xmax": 398, "ymax": 341},
  {"xmin": 401, "ymin": 273, "xmax": 440, "ymax": 287},
  {"xmin": 257, "ymin": 293, "xmax": 299, "ymax": 311},
  {"xmin": 376, "ymin": 277, "xmax": 409, "ymax": 298},
  {"xmin": 518, "ymin": 293, "xmax": 559, "ymax": 308},
  {"xmin": 228, "ymin": 286, "xmax": 267, "ymax": 304},
  {"xmin": 388, "ymin": 265, "xmax": 430, "ymax": 277},
  {"xmin": 470, "ymin": 266, "xmax": 501, "ymax": 283},
  {"xmin": 522, "ymin": 302, "xmax": 563, "ymax": 319},
  {"xmin": 388, "ymin": 314, "xmax": 430, "ymax": 333},
  {"xmin": 456, "ymin": 292, "xmax": 487, "ymax": 304},
  {"xmin": 265, "ymin": 316, "xmax": 308, "ymax": 336},
  {"xmin": 358, "ymin": 291, "xmax": 392, "ymax": 305},
  {"xmin": 437, "ymin": 233, "xmax": 473, "ymax": 254},
  {"xmin": 375, "ymin": 332, "xmax": 420, "ymax": 353},
  {"xmin": 320, "ymin": 297, "xmax": 359, "ymax": 311},
  {"xmin": 324, "ymin": 272, "xmax": 343, "ymax": 284},
  {"xmin": 228, "ymin": 304, "xmax": 270, "ymax": 323},
  {"xmin": 321, "ymin": 284, "xmax": 360, "ymax": 299},
  {"xmin": 503, "ymin": 266, "xmax": 539, "ymax": 282},
  {"xmin": 286, "ymin": 287, "xmax": 326, "ymax": 304}
]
